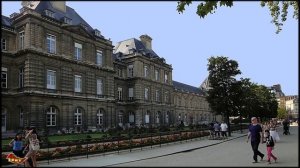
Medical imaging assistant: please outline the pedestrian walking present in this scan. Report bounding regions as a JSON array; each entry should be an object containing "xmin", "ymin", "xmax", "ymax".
[
  {"xmin": 21, "ymin": 127, "xmax": 40, "ymax": 167},
  {"xmin": 220, "ymin": 121, "xmax": 228, "ymax": 139},
  {"xmin": 9, "ymin": 133, "xmax": 24, "ymax": 167},
  {"xmin": 247, "ymin": 117, "xmax": 265, "ymax": 163},
  {"xmin": 264, "ymin": 129, "xmax": 277, "ymax": 164},
  {"xmin": 209, "ymin": 122, "xmax": 215, "ymax": 139},
  {"xmin": 214, "ymin": 122, "xmax": 220, "ymax": 138}
]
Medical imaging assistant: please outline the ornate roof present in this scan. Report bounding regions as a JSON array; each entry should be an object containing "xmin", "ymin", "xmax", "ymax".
[
  {"xmin": 173, "ymin": 81, "xmax": 205, "ymax": 95},
  {"xmin": 113, "ymin": 38, "xmax": 159, "ymax": 58}
]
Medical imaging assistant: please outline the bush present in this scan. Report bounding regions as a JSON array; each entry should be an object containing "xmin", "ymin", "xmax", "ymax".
[{"xmin": 158, "ymin": 125, "xmax": 170, "ymax": 132}]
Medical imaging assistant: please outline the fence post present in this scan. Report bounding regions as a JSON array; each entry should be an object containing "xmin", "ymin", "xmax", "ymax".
[
  {"xmin": 130, "ymin": 137, "xmax": 132, "ymax": 152},
  {"xmin": 150, "ymin": 133, "xmax": 153, "ymax": 148},
  {"xmin": 117, "ymin": 136, "xmax": 120, "ymax": 154},
  {"xmin": 141, "ymin": 135, "xmax": 143, "ymax": 151},
  {"xmin": 180, "ymin": 131, "xmax": 182, "ymax": 143},
  {"xmin": 47, "ymin": 135, "xmax": 50, "ymax": 165},
  {"xmin": 86, "ymin": 136, "xmax": 88, "ymax": 159},
  {"xmin": 159, "ymin": 132, "xmax": 161, "ymax": 147}
]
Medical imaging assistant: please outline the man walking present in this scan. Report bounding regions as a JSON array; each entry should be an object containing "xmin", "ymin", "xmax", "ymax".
[
  {"xmin": 220, "ymin": 121, "xmax": 228, "ymax": 139},
  {"xmin": 247, "ymin": 117, "xmax": 265, "ymax": 163}
]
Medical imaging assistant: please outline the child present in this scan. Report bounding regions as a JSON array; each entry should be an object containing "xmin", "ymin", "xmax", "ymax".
[
  {"xmin": 9, "ymin": 133, "xmax": 24, "ymax": 166},
  {"xmin": 264, "ymin": 130, "xmax": 278, "ymax": 164}
]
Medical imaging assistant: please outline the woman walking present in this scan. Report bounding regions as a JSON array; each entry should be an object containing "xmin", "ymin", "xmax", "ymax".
[{"xmin": 21, "ymin": 128, "xmax": 40, "ymax": 167}]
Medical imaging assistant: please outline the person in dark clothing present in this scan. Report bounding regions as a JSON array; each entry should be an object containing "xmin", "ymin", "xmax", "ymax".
[
  {"xmin": 247, "ymin": 117, "xmax": 265, "ymax": 163},
  {"xmin": 282, "ymin": 119, "xmax": 290, "ymax": 135}
]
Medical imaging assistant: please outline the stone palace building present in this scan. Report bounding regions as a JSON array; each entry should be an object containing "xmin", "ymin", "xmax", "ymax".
[{"xmin": 1, "ymin": 1, "xmax": 214, "ymax": 134}]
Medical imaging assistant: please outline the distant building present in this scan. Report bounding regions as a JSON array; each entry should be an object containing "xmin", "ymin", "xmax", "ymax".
[
  {"xmin": 268, "ymin": 84, "xmax": 298, "ymax": 119},
  {"xmin": 285, "ymin": 96, "xmax": 298, "ymax": 119}
]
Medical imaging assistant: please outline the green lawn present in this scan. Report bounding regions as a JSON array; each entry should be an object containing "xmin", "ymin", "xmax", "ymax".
[
  {"xmin": 2, "ymin": 133, "xmax": 106, "ymax": 148},
  {"xmin": 47, "ymin": 133, "xmax": 105, "ymax": 142}
]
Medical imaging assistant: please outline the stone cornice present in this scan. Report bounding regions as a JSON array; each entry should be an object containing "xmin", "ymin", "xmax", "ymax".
[{"xmin": 12, "ymin": 48, "xmax": 115, "ymax": 73}]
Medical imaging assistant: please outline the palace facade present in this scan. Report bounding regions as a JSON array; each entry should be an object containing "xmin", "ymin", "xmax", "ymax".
[{"xmin": 1, "ymin": 1, "xmax": 214, "ymax": 134}]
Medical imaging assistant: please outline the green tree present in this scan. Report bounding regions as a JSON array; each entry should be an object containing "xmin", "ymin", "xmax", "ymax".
[
  {"xmin": 177, "ymin": 1, "xmax": 298, "ymax": 34},
  {"xmin": 206, "ymin": 56, "xmax": 241, "ymax": 136},
  {"xmin": 245, "ymin": 84, "xmax": 278, "ymax": 120},
  {"xmin": 277, "ymin": 107, "xmax": 288, "ymax": 119}
]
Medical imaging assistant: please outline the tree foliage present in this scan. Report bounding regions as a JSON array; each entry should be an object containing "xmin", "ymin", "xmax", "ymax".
[
  {"xmin": 206, "ymin": 56, "xmax": 241, "ymax": 136},
  {"xmin": 206, "ymin": 56, "xmax": 278, "ymax": 134},
  {"xmin": 177, "ymin": 1, "xmax": 298, "ymax": 34},
  {"xmin": 277, "ymin": 107, "xmax": 288, "ymax": 119}
]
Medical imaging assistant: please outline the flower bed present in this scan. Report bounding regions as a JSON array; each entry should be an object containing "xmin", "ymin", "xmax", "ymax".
[{"xmin": 2, "ymin": 130, "xmax": 210, "ymax": 166}]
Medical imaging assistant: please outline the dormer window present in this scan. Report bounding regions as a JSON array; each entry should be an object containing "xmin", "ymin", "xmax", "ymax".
[
  {"xmin": 64, "ymin": 17, "xmax": 72, "ymax": 24},
  {"xmin": 45, "ymin": 10, "xmax": 54, "ymax": 18},
  {"xmin": 80, "ymin": 23, "xmax": 88, "ymax": 30},
  {"xmin": 94, "ymin": 29, "xmax": 101, "ymax": 37}
]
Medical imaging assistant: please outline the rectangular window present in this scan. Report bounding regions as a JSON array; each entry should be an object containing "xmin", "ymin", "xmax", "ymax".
[
  {"xmin": 145, "ymin": 88, "xmax": 149, "ymax": 100},
  {"xmin": 165, "ymin": 91, "xmax": 169, "ymax": 103},
  {"xmin": 118, "ymin": 87, "xmax": 123, "ymax": 100},
  {"xmin": 46, "ymin": 34, "xmax": 56, "ymax": 54},
  {"xmin": 19, "ymin": 67, "xmax": 24, "ymax": 88},
  {"xmin": 128, "ymin": 64, "xmax": 133, "ymax": 77},
  {"xmin": 74, "ymin": 43, "xmax": 82, "ymax": 60},
  {"xmin": 1, "ymin": 67, "xmax": 7, "ymax": 88},
  {"xmin": 155, "ymin": 90, "xmax": 160, "ymax": 102},
  {"xmin": 1, "ymin": 38, "xmax": 6, "ymax": 51},
  {"xmin": 96, "ymin": 50, "xmax": 103, "ymax": 66},
  {"xmin": 129, "ymin": 87, "xmax": 133, "ymax": 100},
  {"xmin": 117, "ymin": 68, "xmax": 122, "ymax": 77},
  {"xmin": 145, "ymin": 112, "xmax": 150, "ymax": 124},
  {"xmin": 164, "ymin": 72, "xmax": 168, "ymax": 83},
  {"xmin": 144, "ymin": 65, "xmax": 148, "ymax": 78},
  {"xmin": 74, "ymin": 75, "xmax": 82, "ymax": 92},
  {"xmin": 97, "ymin": 79, "xmax": 103, "ymax": 95},
  {"xmin": 19, "ymin": 31, "xmax": 24, "ymax": 49},
  {"xmin": 47, "ymin": 70, "xmax": 56, "ymax": 89},
  {"xmin": 155, "ymin": 69, "xmax": 159, "ymax": 81}
]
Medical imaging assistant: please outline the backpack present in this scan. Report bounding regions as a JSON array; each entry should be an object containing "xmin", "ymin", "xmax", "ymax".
[{"xmin": 268, "ymin": 136, "xmax": 274, "ymax": 147}]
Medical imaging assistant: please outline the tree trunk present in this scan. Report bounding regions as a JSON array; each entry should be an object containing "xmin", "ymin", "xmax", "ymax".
[{"xmin": 226, "ymin": 112, "xmax": 231, "ymax": 136}]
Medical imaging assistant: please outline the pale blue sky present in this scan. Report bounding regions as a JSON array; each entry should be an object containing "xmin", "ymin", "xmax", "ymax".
[{"xmin": 2, "ymin": 1, "xmax": 298, "ymax": 95}]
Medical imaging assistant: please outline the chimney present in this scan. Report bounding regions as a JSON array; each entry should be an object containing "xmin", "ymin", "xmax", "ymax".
[
  {"xmin": 140, "ymin": 34, "xmax": 152, "ymax": 50},
  {"xmin": 50, "ymin": 1, "xmax": 66, "ymax": 13}
]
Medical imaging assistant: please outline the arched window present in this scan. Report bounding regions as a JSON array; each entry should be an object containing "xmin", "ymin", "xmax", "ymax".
[
  {"xmin": 97, "ymin": 109, "xmax": 104, "ymax": 126},
  {"xmin": 2, "ymin": 107, "xmax": 7, "ymax": 132},
  {"xmin": 74, "ymin": 108, "xmax": 83, "ymax": 125},
  {"xmin": 46, "ymin": 106, "xmax": 57, "ymax": 126}
]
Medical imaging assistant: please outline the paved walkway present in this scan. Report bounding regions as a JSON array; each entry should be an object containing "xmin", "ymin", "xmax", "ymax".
[{"xmin": 34, "ymin": 130, "xmax": 248, "ymax": 167}]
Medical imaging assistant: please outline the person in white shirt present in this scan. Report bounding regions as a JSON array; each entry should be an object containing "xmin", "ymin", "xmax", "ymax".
[{"xmin": 220, "ymin": 121, "xmax": 228, "ymax": 138}]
